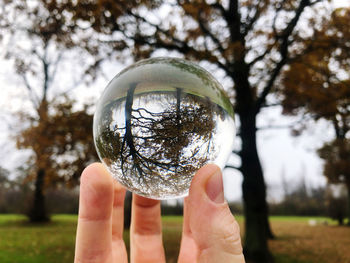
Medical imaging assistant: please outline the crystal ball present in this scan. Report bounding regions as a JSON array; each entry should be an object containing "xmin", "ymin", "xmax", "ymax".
[{"xmin": 93, "ymin": 57, "xmax": 235, "ymax": 199}]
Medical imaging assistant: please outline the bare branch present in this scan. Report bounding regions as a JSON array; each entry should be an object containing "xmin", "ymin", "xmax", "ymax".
[
  {"xmin": 332, "ymin": 117, "xmax": 341, "ymax": 138},
  {"xmin": 261, "ymin": 103, "xmax": 280, "ymax": 108},
  {"xmin": 225, "ymin": 164, "xmax": 241, "ymax": 171},
  {"xmin": 232, "ymin": 149, "xmax": 241, "ymax": 155},
  {"xmin": 247, "ymin": 47, "xmax": 272, "ymax": 67},
  {"xmin": 22, "ymin": 74, "xmax": 39, "ymax": 108},
  {"xmin": 242, "ymin": 0, "xmax": 264, "ymax": 37},
  {"xmin": 42, "ymin": 59, "xmax": 49, "ymax": 101},
  {"xmin": 210, "ymin": 2, "xmax": 227, "ymax": 18},
  {"xmin": 255, "ymin": 0, "xmax": 313, "ymax": 112},
  {"xmin": 310, "ymin": 0, "xmax": 323, "ymax": 6},
  {"xmin": 129, "ymin": 10, "xmax": 231, "ymax": 74},
  {"xmin": 272, "ymin": 1, "xmax": 285, "ymax": 38},
  {"xmin": 197, "ymin": 10, "xmax": 225, "ymax": 56},
  {"xmin": 48, "ymin": 52, "xmax": 63, "ymax": 87},
  {"xmin": 155, "ymin": 40, "xmax": 229, "ymax": 74}
]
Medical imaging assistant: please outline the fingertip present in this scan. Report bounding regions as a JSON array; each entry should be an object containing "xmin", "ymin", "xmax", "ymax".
[
  {"xmin": 188, "ymin": 163, "xmax": 222, "ymax": 203},
  {"xmin": 191, "ymin": 164, "xmax": 221, "ymax": 185},
  {"xmin": 81, "ymin": 162, "xmax": 112, "ymax": 186},
  {"xmin": 133, "ymin": 194, "xmax": 160, "ymax": 208},
  {"xmin": 75, "ymin": 163, "xmax": 115, "ymax": 262},
  {"xmin": 80, "ymin": 162, "xmax": 114, "ymax": 220},
  {"xmin": 186, "ymin": 164, "xmax": 227, "ymax": 245},
  {"xmin": 81, "ymin": 163, "xmax": 113, "ymax": 195}
]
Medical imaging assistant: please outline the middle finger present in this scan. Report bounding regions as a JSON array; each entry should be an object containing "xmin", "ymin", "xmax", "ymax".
[
  {"xmin": 130, "ymin": 194, "xmax": 165, "ymax": 263},
  {"xmin": 111, "ymin": 180, "xmax": 128, "ymax": 262}
]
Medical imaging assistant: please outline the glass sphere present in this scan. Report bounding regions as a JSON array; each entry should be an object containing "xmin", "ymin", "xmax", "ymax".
[{"xmin": 93, "ymin": 57, "xmax": 235, "ymax": 199}]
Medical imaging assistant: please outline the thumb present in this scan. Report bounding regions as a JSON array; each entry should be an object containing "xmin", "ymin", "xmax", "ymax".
[{"xmin": 186, "ymin": 164, "xmax": 245, "ymax": 263}]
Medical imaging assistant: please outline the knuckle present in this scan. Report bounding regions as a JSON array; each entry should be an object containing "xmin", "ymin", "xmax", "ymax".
[{"xmin": 214, "ymin": 208, "xmax": 243, "ymax": 254}]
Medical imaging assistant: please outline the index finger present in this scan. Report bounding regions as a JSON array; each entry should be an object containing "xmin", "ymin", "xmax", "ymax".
[{"xmin": 74, "ymin": 163, "xmax": 114, "ymax": 263}]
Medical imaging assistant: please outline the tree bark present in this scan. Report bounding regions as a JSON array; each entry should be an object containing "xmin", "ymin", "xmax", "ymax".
[
  {"xmin": 347, "ymin": 182, "xmax": 350, "ymax": 226},
  {"xmin": 28, "ymin": 169, "xmax": 49, "ymax": 222},
  {"xmin": 239, "ymin": 111, "xmax": 273, "ymax": 262},
  {"xmin": 124, "ymin": 191, "xmax": 132, "ymax": 229}
]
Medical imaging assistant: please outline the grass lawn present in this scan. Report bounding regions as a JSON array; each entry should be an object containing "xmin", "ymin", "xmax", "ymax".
[
  {"xmin": 0, "ymin": 215, "xmax": 77, "ymax": 263},
  {"xmin": 0, "ymin": 214, "xmax": 349, "ymax": 263}
]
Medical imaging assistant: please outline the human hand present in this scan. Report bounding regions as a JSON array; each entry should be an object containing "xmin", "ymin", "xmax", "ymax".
[{"xmin": 74, "ymin": 163, "xmax": 245, "ymax": 263}]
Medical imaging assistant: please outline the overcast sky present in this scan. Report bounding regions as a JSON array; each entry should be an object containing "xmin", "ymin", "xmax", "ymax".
[{"xmin": 0, "ymin": 0, "xmax": 349, "ymax": 202}]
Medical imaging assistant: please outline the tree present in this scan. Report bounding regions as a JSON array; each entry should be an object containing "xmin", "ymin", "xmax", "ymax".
[
  {"xmin": 0, "ymin": 166, "xmax": 32, "ymax": 214},
  {"xmin": 280, "ymin": 7, "xmax": 350, "ymax": 225},
  {"xmin": 326, "ymin": 184, "xmax": 348, "ymax": 225},
  {"xmin": 17, "ymin": 99, "xmax": 97, "ymax": 221},
  {"xmin": 0, "ymin": 0, "xmax": 98, "ymax": 221},
  {"xmin": 0, "ymin": 166, "xmax": 9, "ymax": 184},
  {"xmin": 269, "ymin": 174, "xmax": 328, "ymax": 216},
  {"xmin": 275, "ymin": 175, "xmax": 327, "ymax": 216},
  {"xmin": 319, "ymin": 140, "xmax": 350, "ymax": 224},
  {"xmin": 45, "ymin": 0, "xmax": 331, "ymax": 260},
  {"xmin": 0, "ymin": 167, "xmax": 10, "ymax": 212}
]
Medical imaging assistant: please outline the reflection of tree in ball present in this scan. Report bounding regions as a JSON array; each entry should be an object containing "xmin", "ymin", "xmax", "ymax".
[{"xmin": 94, "ymin": 58, "xmax": 235, "ymax": 199}]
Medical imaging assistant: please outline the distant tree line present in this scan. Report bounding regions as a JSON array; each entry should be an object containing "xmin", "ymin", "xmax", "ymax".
[
  {"xmin": 269, "ymin": 183, "xmax": 328, "ymax": 217},
  {"xmin": 268, "ymin": 178, "xmax": 348, "ymax": 225},
  {"xmin": 1, "ymin": 165, "xmax": 347, "ymax": 225},
  {"xmin": 0, "ymin": 167, "xmax": 79, "ymax": 215}
]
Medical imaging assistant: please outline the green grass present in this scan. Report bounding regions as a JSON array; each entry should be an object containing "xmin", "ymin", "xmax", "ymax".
[
  {"xmin": 268, "ymin": 215, "xmax": 340, "ymax": 228},
  {"xmin": 0, "ymin": 215, "xmax": 77, "ymax": 263},
  {"xmin": 0, "ymin": 214, "xmax": 347, "ymax": 263},
  {"xmin": 269, "ymin": 215, "xmax": 332, "ymax": 222}
]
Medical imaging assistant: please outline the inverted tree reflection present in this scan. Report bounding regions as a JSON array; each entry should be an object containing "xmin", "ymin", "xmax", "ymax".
[{"xmin": 96, "ymin": 84, "xmax": 221, "ymax": 196}]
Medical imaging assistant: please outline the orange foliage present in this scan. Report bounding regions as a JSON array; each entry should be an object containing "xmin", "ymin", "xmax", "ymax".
[
  {"xmin": 280, "ymin": 8, "xmax": 350, "ymax": 200},
  {"xmin": 17, "ymin": 98, "xmax": 97, "ymax": 188}
]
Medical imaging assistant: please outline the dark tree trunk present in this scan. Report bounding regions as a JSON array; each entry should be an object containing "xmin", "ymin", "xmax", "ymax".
[
  {"xmin": 266, "ymin": 213, "xmax": 275, "ymax": 239},
  {"xmin": 346, "ymin": 182, "xmax": 350, "ymax": 226},
  {"xmin": 239, "ymin": 111, "xmax": 274, "ymax": 263},
  {"xmin": 124, "ymin": 191, "xmax": 132, "ymax": 229},
  {"xmin": 123, "ymin": 86, "xmax": 135, "ymax": 229},
  {"xmin": 28, "ymin": 169, "xmax": 49, "ymax": 222},
  {"xmin": 337, "ymin": 215, "xmax": 344, "ymax": 226}
]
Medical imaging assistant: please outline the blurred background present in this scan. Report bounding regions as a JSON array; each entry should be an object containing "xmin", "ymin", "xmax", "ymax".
[{"xmin": 0, "ymin": 0, "xmax": 349, "ymax": 262}]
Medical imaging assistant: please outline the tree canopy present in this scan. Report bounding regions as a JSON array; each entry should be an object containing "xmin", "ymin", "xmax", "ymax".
[
  {"xmin": 280, "ymin": 7, "xmax": 350, "ymax": 224},
  {"xmin": 17, "ymin": 99, "xmax": 97, "ymax": 188},
  {"xmin": 0, "ymin": 0, "xmax": 99, "ymax": 221},
  {"xmin": 281, "ymin": 8, "xmax": 350, "ymax": 127}
]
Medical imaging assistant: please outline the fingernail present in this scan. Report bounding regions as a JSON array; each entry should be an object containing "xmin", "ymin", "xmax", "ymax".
[{"xmin": 205, "ymin": 169, "xmax": 225, "ymax": 204}]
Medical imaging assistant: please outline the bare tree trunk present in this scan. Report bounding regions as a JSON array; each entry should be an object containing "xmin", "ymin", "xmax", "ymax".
[
  {"xmin": 347, "ymin": 182, "xmax": 350, "ymax": 226},
  {"xmin": 28, "ymin": 169, "xmax": 49, "ymax": 222},
  {"xmin": 240, "ymin": 111, "xmax": 273, "ymax": 263},
  {"xmin": 338, "ymin": 216, "xmax": 344, "ymax": 226},
  {"xmin": 124, "ymin": 191, "xmax": 132, "ymax": 229}
]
